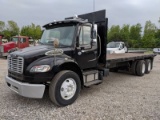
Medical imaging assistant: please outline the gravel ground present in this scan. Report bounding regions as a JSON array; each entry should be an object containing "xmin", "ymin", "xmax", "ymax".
[{"xmin": 0, "ymin": 55, "xmax": 160, "ymax": 120}]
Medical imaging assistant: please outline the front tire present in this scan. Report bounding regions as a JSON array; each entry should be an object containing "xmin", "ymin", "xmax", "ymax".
[{"xmin": 49, "ymin": 70, "xmax": 81, "ymax": 106}]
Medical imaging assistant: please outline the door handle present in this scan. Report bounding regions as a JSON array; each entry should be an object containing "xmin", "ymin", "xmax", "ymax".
[
  {"xmin": 78, "ymin": 50, "xmax": 84, "ymax": 55},
  {"xmin": 81, "ymin": 50, "xmax": 85, "ymax": 53}
]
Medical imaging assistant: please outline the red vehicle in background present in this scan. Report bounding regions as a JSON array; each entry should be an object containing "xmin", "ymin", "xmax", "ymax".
[
  {"xmin": 0, "ymin": 35, "xmax": 3, "ymax": 45},
  {"xmin": 0, "ymin": 36, "xmax": 30, "ymax": 57}
]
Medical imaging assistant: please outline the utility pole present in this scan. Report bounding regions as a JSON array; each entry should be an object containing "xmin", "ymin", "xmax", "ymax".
[
  {"xmin": 93, "ymin": 0, "xmax": 95, "ymax": 12},
  {"xmin": 158, "ymin": 17, "xmax": 160, "ymax": 29}
]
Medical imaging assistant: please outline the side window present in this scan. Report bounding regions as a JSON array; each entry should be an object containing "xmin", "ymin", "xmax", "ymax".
[
  {"xmin": 79, "ymin": 28, "xmax": 83, "ymax": 45},
  {"xmin": 79, "ymin": 26, "xmax": 91, "ymax": 46},
  {"xmin": 23, "ymin": 38, "xmax": 26, "ymax": 43},
  {"xmin": 119, "ymin": 43, "xmax": 124, "ymax": 49},
  {"xmin": 121, "ymin": 43, "xmax": 124, "ymax": 48},
  {"xmin": 20, "ymin": 38, "xmax": 26, "ymax": 43},
  {"xmin": 119, "ymin": 44, "xmax": 123, "ymax": 49}
]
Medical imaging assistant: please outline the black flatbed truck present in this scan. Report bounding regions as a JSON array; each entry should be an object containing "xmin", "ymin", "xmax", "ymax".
[{"xmin": 5, "ymin": 10, "xmax": 156, "ymax": 106}]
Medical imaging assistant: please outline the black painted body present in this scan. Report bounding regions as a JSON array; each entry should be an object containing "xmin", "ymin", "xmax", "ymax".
[
  {"xmin": 8, "ymin": 10, "xmax": 108, "ymax": 84},
  {"xmin": 7, "ymin": 10, "xmax": 156, "ymax": 85},
  {"xmin": 9, "ymin": 45, "xmax": 76, "ymax": 83}
]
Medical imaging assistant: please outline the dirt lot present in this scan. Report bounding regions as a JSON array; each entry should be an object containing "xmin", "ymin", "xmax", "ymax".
[{"xmin": 0, "ymin": 55, "xmax": 160, "ymax": 120}]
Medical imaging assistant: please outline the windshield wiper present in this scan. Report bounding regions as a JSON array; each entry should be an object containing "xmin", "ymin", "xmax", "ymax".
[{"xmin": 58, "ymin": 44, "xmax": 71, "ymax": 48}]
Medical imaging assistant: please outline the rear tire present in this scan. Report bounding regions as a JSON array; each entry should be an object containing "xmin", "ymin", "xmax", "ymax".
[
  {"xmin": 145, "ymin": 59, "xmax": 152, "ymax": 74},
  {"xmin": 151, "ymin": 59, "xmax": 153, "ymax": 70},
  {"xmin": 131, "ymin": 61, "xmax": 137, "ymax": 75},
  {"xmin": 136, "ymin": 60, "xmax": 146, "ymax": 76},
  {"xmin": 49, "ymin": 70, "xmax": 81, "ymax": 106}
]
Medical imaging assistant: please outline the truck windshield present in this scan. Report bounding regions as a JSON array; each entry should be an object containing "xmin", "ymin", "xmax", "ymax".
[
  {"xmin": 12, "ymin": 37, "xmax": 19, "ymax": 42},
  {"xmin": 40, "ymin": 25, "xmax": 75, "ymax": 47},
  {"xmin": 107, "ymin": 42, "xmax": 120, "ymax": 48}
]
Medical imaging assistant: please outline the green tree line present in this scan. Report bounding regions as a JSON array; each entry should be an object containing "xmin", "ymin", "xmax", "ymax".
[
  {"xmin": 0, "ymin": 19, "xmax": 160, "ymax": 48},
  {"xmin": 0, "ymin": 20, "xmax": 42, "ymax": 40},
  {"xmin": 108, "ymin": 20, "xmax": 160, "ymax": 48}
]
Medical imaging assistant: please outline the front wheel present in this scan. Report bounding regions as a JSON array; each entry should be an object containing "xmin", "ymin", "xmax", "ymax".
[{"xmin": 49, "ymin": 70, "xmax": 81, "ymax": 106}]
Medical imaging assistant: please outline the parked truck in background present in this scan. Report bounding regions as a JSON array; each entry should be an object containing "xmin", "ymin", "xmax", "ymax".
[
  {"xmin": 107, "ymin": 41, "xmax": 128, "ymax": 54},
  {"xmin": 5, "ymin": 10, "xmax": 156, "ymax": 106},
  {"xmin": 0, "ymin": 36, "xmax": 29, "ymax": 57},
  {"xmin": 0, "ymin": 35, "xmax": 3, "ymax": 45},
  {"xmin": 153, "ymin": 48, "xmax": 160, "ymax": 54}
]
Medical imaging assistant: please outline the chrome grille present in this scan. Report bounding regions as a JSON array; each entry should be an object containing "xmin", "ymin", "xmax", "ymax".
[{"xmin": 8, "ymin": 55, "xmax": 24, "ymax": 74}]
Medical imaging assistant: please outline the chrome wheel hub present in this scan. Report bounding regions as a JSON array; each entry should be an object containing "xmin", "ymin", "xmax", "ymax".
[
  {"xmin": 142, "ymin": 63, "xmax": 145, "ymax": 73},
  {"xmin": 148, "ymin": 62, "xmax": 151, "ymax": 71},
  {"xmin": 60, "ymin": 78, "xmax": 77, "ymax": 100}
]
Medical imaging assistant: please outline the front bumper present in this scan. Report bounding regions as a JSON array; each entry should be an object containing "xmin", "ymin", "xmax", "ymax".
[{"xmin": 5, "ymin": 75, "xmax": 45, "ymax": 98}]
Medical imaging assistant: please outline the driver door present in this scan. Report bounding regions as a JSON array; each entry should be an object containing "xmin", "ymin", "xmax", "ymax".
[{"xmin": 75, "ymin": 25, "xmax": 97, "ymax": 69}]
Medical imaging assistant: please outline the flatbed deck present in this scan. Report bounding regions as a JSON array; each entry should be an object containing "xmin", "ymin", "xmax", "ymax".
[
  {"xmin": 105, "ymin": 53, "xmax": 156, "ymax": 69},
  {"xmin": 107, "ymin": 53, "xmax": 156, "ymax": 62}
]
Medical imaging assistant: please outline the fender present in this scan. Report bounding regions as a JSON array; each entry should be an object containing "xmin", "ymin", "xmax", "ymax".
[
  {"xmin": 27, "ymin": 54, "xmax": 73, "ymax": 71},
  {"xmin": 59, "ymin": 61, "xmax": 84, "ymax": 87},
  {"xmin": 26, "ymin": 54, "xmax": 83, "ymax": 85}
]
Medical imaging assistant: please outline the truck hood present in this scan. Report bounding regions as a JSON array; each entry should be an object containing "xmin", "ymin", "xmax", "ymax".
[
  {"xmin": 9, "ymin": 45, "xmax": 73, "ymax": 67},
  {"xmin": 10, "ymin": 45, "xmax": 52, "ymax": 58},
  {"xmin": 1, "ymin": 41, "xmax": 15, "ymax": 46},
  {"xmin": 0, "ymin": 42, "xmax": 16, "ymax": 53},
  {"xmin": 10, "ymin": 45, "xmax": 73, "ymax": 58}
]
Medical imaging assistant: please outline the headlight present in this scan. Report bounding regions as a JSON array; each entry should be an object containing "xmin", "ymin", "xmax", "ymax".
[{"xmin": 30, "ymin": 65, "xmax": 50, "ymax": 73}]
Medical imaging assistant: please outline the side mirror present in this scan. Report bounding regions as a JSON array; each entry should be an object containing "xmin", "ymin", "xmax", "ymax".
[
  {"xmin": 91, "ymin": 39, "xmax": 97, "ymax": 46},
  {"xmin": 91, "ymin": 24, "xmax": 97, "ymax": 47},
  {"xmin": 91, "ymin": 30, "xmax": 97, "ymax": 39}
]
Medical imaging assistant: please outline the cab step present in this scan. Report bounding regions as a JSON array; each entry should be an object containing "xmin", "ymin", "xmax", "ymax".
[
  {"xmin": 84, "ymin": 80, "xmax": 102, "ymax": 87},
  {"xmin": 83, "ymin": 70, "xmax": 98, "ymax": 76},
  {"xmin": 83, "ymin": 70, "xmax": 103, "ymax": 87}
]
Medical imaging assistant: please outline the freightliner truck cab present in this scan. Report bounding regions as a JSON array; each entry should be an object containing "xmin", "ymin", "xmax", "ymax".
[{"xmin": 5, "ymin": 10, "xmax": 108, "ymax": 106}]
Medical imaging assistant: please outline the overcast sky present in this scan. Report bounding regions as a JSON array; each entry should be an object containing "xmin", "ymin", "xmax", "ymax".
[{"xmin": 0, "ymin": 0, "xmax": 160, "ymax": 29}]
